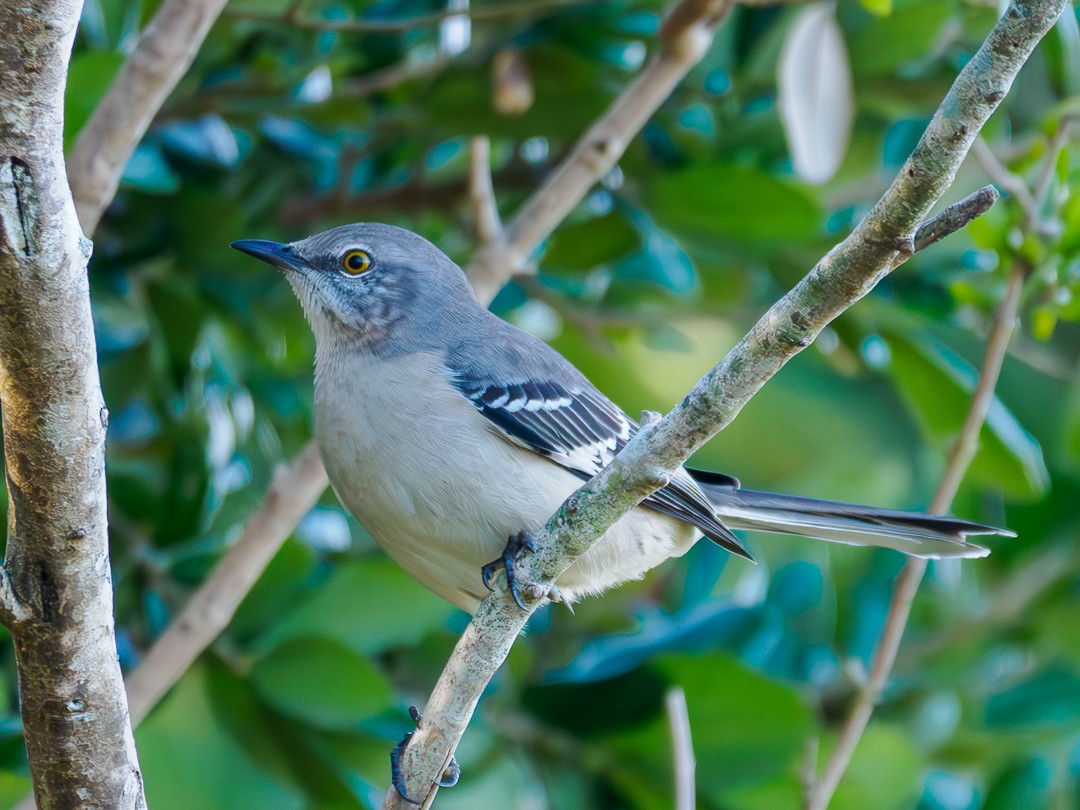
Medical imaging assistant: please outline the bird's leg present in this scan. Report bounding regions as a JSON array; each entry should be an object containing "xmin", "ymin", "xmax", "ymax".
[{"xmin": 391, "ymin": 706, "xmax": 460, "ymax": 804}]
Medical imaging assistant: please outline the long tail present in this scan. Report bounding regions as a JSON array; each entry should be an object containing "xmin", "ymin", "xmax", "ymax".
[{"xmin": 693, "ymin": 473, "xmax": 1013, "ymax": 559}]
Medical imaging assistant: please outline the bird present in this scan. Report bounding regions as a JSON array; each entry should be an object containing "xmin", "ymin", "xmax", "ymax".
[{"xmin": 232, "ymin": 223, "xmax": 1013, "ymax": 614}]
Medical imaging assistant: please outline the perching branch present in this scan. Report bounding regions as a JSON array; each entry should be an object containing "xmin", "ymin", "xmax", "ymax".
[
  {"xmin": 67, "ymin": 0, "xmax": 231, "ymax": 234},
  {"xmin": 0, "ymin": 0, "xmax": 147, "ymax": 805},
  {"xmin": 386, "ymin": 2, "xmax": 1065, "ymax": 805},
  {"xmin": 467, "ymin": 0, "xmax": 740, "ymax": 304}
]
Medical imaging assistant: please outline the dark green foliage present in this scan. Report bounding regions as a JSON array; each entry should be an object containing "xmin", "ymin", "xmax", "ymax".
[{"xmin": 1, "ymin": 0, "xmax": 1077, "ymax": 806}]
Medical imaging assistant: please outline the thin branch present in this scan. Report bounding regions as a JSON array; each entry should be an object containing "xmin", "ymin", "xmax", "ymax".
[
  {"xmin": 124, "ymin": 443, "xmax": 328, "ymax": 724},
  {"xmin": 226, "ymin": 0, "xmax": 593, "ymax": 34},
  {"xmin": 804, "ymin": 261, "xmax": 1026, "ymax": 810},
  {"xmin": 807, "ymin": 94, "xmax": 1076, "ymax": 810},
  {"xmin": 386, "ymin": 3, "xmax": 1064, "ymax": 806},
  {"xmin": 468, "ymin": 136, "xmax": 505, "ymax": 247},
  {"xmin": 666, "ymin": 687, "xmax": 696, "ymax": 810},
  {"xmin": 467, "ymin": 0, "xmax": 740, "ymax": 305},
  {"xmin": 911, "ymin": 185, "xmax": 1000, "ymax": 254},
  {"xmin": 67, "ymin": 0, "xmax": 231, "ymax": 234},
  {"xmin": 970, "ymin": 136, "xmax": 1042, "ymax": 228}
]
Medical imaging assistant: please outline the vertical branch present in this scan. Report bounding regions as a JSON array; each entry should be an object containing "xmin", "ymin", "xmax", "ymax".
[
  {"xmin": 468, "ymin": 135, "xmax": 505, "ymax": 248},
  {"xmin": 0, "ymin": 0, "xmax": 147, "ymax": 805},
  {"xmin": 666, "ymin": 687, "xmax": 696, "ymax": 810},
  {"xmin": 805, "ymin": 264, "xmax": 1027, "ymax": 810}
]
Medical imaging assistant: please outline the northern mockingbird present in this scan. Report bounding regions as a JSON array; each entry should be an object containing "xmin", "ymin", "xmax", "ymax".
[{"xmin": 233, "ymin": 223, "xmax": 1010, "ymax": 613}]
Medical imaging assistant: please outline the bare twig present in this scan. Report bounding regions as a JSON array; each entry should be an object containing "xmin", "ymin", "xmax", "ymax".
[
  {"xmin": 124, "ymin": 444, "xmax": 328, "ymax": 724},
  {"xmin": 911, "ymin": 185, "xmax": 1000, "ymax": 254},
  {"xmin": 468, "ymin": 0, "xmax": 740, "ymax": 304},
  {"xmin": 805, "ymin": 262, "xmax": 1026, "ymax": 810},
  {"xmin": 386, "ymin": 3, "xmax": 1064, "ymax": 807},
  {"xmin": 666, "ymin": 687, "xmax": 696, "ymax": 810},
  {"xmin": 971, "ymin": 137, "xmax": 1038, "ymax": 218},
  {"xmin": 67, "ymin": 0, "xmax": 231, "ymax": 234},
  {"xmin": 468, "ymin": 136, "xmax": 505, "ymax": 247}
]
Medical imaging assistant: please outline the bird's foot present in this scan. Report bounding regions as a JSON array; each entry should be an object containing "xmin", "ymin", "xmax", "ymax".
[
  {"xmin": 483, "ymin": 530, "xmax": 561, "ymax": 610},
  {"xmin": 391, "ymin": 706, "xmax": 460, "ymax": 804}
]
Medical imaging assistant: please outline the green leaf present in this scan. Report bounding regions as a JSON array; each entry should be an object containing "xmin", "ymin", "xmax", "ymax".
[
  {"xmin": 138, "ymin": 664, "xmax": 305, "ymax": 810},
  {"xmin": 64, "ymin": 51, "xmax": 123, "ymax": 149},
  {"xmin": 230, "ymin": 538, "xmax": 319, "ymax": 642},
  {"xmin": 253, "ymin": 556, "xmax": 453, "ymax": 655},
  {"xmin": 647, "ymin": 164, "xmax": 822, "ymax": 242},
  {"xmin": 846, "ymin": 0, "xmax": 955, "ymax": 77},
  {"xmin": 885, "ymin": 332, "xmax": 1049, "ymax": 499},
  {"xmin": 121, "ymin": 141, "xmax": 180, "ymax": 194},
  {"xmin": 983, "ymin": 757, "xmax": 1054, "ymax": 810},
  {"xmin": 542, "ymin": 212, "xmax": 640, "ymax": 271},
  {"xmin": 250, "ymin": 638, "xmax": 394, "ymax": 730},
  {"xmin": 827, "ymin": 725, "xmax": 922, "ymax": 810}
]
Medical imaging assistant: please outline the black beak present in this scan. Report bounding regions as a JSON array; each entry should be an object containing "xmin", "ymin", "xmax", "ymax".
[{"xmin": 230, "ymin": 239, "xmax": 305, "ymax": 272}]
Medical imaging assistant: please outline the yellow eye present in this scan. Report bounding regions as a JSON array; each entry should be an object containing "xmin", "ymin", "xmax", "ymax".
[{"xmin": 342, "ymin": 250, "xmax": 372, "ymax": 275}]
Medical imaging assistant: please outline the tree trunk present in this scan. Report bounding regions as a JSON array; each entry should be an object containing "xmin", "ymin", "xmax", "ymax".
[{"xmin": 0, "ymin": 0, "xmax": 147, "ymax": 807}]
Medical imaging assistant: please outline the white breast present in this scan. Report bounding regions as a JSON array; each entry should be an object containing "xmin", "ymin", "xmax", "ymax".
[{"xmin": 314, "ymin": 349, "xmax": 700, "ymax": 611}]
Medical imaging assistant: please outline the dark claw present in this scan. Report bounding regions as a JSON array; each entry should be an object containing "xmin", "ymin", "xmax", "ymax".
[
  {"xmin": 390, "ymin": 731, "xmax": 420, "ymax": 804},
  {"xmin": 391, "ymin": 705, "xmax": 460, "ymax": 803},
  {"xmin": 480, "ymin": 530, "xmax": 537, "ymax": 610},
  {"xmin": 438, "ymin": 757, "xmax": 461, "ymax": 788}
]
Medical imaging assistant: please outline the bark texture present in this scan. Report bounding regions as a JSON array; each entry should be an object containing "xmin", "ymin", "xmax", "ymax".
[{"xmin": 0, "ymin": 1, "xmax": 146, "ymax": 807}]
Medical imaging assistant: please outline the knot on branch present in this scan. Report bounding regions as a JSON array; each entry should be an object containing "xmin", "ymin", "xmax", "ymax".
[{"xmin": 0, "ymin": 157, "xmax": 37, "ymax": 257}]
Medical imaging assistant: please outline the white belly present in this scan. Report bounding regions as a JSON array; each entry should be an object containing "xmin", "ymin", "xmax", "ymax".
[{"xmin": 314, "ymin": 350, "xmax": 699, "ymax": 612}]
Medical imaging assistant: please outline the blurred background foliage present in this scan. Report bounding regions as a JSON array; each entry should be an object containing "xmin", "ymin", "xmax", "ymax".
[{"xmin": 1, "ymin": 0, "xmax": 1078, "ymax": 807}]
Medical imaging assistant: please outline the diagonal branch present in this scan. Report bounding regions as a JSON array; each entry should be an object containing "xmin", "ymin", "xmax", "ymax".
[
  {"xmin": 67, "ymin": 0, "xmax": 232, "ymax": 234},
  {"xmin": 124, "ymin": 444, "xmax": 328, "ymax": 724},
  {"xmin": 805, "ymin": 92, "xmax": 1073, "ymax": 810},
  {"xmin": 804, "ymin": 262, "xmax": 1026, "ymax": 810},
  {"xmin": 467, "ymin": 0, "xmax": 740, "ymax": 304},
  {"xmin": 385, "ymin": 1, "xmax": 1065, "ymax": 806}
]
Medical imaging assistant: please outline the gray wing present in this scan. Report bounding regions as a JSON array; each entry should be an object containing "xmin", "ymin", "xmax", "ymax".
[{"xmin": 450, "ymin": 372, "xmax": 750, "ymax": 559}]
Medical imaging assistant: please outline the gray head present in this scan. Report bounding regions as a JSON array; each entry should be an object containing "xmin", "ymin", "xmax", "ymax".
[{"xmin": 231, "ymin": 222, "xmax": 480, "ymax": 353}]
